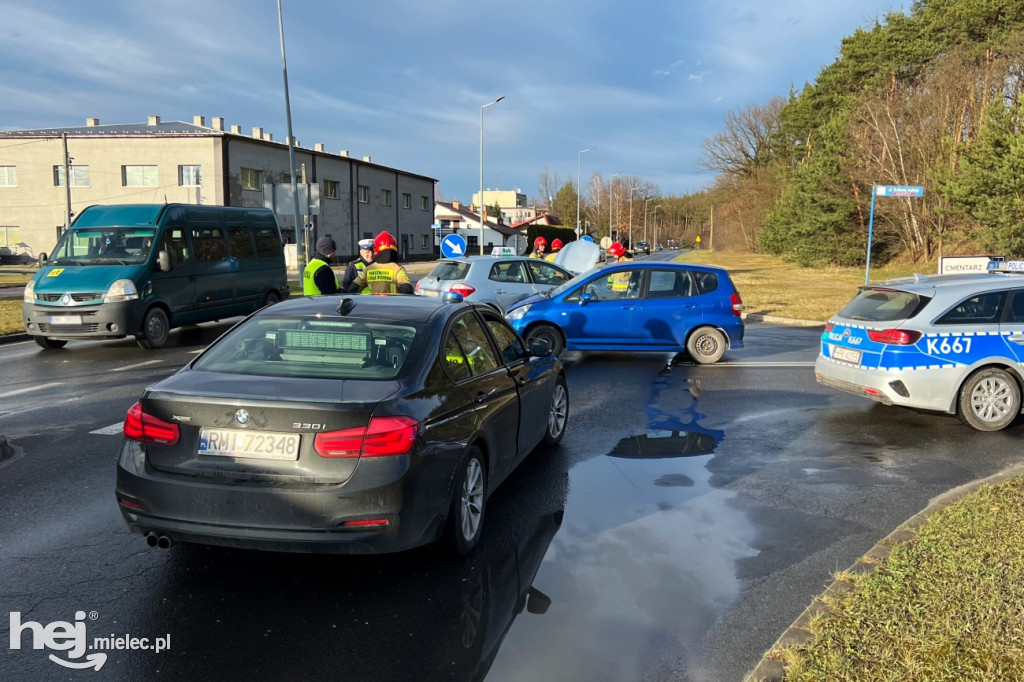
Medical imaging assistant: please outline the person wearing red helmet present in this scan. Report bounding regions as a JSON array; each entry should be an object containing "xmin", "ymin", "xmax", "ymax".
[
  {"xmin": 530, "ymin": 236, "xmax": 547, "ymax": 259},
  {"xmin": 545, "ymin": 238, "xmax": 564, "ymax": 262},
  {"xmin": 348, "ymin": 230, "xmax": 414, "ymax": 294},
  {"xmin": 606, "ymin": 241, "xmax": 634, "ymax": 294}
]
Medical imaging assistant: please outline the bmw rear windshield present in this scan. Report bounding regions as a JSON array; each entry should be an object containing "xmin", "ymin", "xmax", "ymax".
[
  {"xmin": 836, "ymin": 288, "xmax": 931, "ymax": 322},
  {"xmin": 193, "ymin": 314, "xmax": 423, "ymax": 380}
]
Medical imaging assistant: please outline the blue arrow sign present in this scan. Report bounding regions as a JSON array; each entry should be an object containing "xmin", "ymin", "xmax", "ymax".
[{"xmin": 440, "ymin": 233, "xmax": 467, "ymax": 258}]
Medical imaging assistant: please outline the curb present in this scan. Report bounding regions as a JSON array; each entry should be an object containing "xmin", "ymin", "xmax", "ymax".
[
  {"xmin": 745, "ymin": 461, "xmax": 1024, "ymax": 681},
  {"xmin": 0, "ymin": 333, "xmax": 29, "ymax": 345},
  {"xmin": 742, "ymin": 313, "xmax": 824, "ymax": 328}
]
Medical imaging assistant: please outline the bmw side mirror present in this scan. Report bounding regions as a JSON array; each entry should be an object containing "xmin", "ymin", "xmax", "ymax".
[
  {"xmin": 579, "ymin": 292, "xmax": 593, "ymax": 306},
  {"xmin": 529, "ymin": 338, "xmax": 552, "ymax": 357},
  {"xmin": 157, "ymin": 250, "xmax": 173, "ymax": 272}
]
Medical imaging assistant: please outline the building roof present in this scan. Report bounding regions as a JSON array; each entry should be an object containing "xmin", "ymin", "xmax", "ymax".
[
  {"xmin": 509, "ymin": 213, "xmax": 562, "ymax": 229},
  {"xmin": 436, "ymin": 201, "xmax": 520, "ymax": 237}
]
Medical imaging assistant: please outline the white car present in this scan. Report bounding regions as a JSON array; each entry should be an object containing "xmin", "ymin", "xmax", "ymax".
[
  {"xmin": 415, "ymin": 256, "xmax": 573, "ymax": 312},
  {"xmin": 816, "ymin": 261, "xmax": 1024, "ymax": 431}
]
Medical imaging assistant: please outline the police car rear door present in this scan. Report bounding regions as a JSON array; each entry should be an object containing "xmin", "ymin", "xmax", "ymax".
[{"xmin": 1000, "ymin": 286, "xmax": 1024, "ymax": 364}]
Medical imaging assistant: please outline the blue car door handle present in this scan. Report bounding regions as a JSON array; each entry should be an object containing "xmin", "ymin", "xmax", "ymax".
[{"xmin": 621, "ymin": 305, "xmax": 635, "ymax": 311}]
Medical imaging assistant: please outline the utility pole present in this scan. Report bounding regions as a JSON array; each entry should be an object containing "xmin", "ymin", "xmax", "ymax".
[
  {"xmin": 709, "ymin": 204, "xmax": 715, "ymax": 251},
  {"xmin": 62, "ymin": 133, "xmax": 73, "ymax": 229}
]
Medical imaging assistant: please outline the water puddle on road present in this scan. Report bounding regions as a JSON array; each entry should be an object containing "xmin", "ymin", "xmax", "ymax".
[{"xmin": 487, "ymin": 361, "xmax": 759, "ymax": 682}]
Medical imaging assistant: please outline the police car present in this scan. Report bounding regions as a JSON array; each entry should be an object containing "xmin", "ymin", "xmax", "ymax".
[{"xmin": 815, "ymin": 260, "xmax": 1024, "ymax": 431}]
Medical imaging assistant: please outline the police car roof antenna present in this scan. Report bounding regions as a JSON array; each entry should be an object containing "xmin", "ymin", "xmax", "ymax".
[{"xmin": 337, "ymin": 298, "xmax": 356, "ymax": 316}]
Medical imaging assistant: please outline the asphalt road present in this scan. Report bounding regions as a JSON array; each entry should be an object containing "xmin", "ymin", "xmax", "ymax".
[{"xmin": 2, "ymin": 296, "xmax": 1022, "ymax": 680}]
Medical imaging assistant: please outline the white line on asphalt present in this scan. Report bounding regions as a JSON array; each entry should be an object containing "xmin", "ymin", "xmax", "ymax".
[
  {"xmin": 0, "ymin": 381, "xmax": 64, "ymax": 398},
  {"xmin": 91, "ymin": 422, "xmax": 124, "ymax": 435},
  {"xmin": 112, "ymin": 360, "xmax": 163, "ymax": 372},
  {"xmin": 711, "ymin": 362, "xmax": 816, "ymax": 367}
]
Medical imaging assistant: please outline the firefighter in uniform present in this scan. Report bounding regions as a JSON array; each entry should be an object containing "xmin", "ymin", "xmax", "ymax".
[
  {"xmin": 606, "ymin": 242, "xmax": 634, "ymax": 296},
  {"xmin": 530, "ymin": 236, "xmax": 547, "ymax": 259},
  {"xmin": 349, "ymin": 231, "xmax": 414, "ymax": 294},
  {"xmin": 303, "ymin": 236, "xmax": 341, "ymax": 295},
  {"xmin": 544, "ymin": 238, "xmax": 563, "ymax": 262},
  {"xmin": 342, "ymin": 238, "xmax": 374, "ymax": 294}
]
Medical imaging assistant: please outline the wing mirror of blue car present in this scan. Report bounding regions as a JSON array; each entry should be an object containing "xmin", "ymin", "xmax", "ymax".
[
  {"xmin": 579, "ymin": 292, "xmax": 593, "ymax": 306},
  {"xmin": 529, "ymin": 338, "xmax": 552, "ymax": 357}
]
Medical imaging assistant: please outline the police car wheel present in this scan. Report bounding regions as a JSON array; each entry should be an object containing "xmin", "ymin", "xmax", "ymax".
[
  {"xmin": 136, "ymin": 308, "xmax": 169, "ymax": 349},
  {"xmin": 687, "ymin": 327, "xmax": 726, "ymax": 364},
  {"xmin": 957, "ymin": 368, "xmax": 1021, "ymax": 432}
]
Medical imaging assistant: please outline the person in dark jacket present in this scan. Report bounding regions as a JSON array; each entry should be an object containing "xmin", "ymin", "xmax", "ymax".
[
  {"xmin": 303, "ymin": 236, "xmax": 341, "ymax": 295},
  {"xmin": 341, "ymin": 238, "xmax": 375, "ymax": 293}
]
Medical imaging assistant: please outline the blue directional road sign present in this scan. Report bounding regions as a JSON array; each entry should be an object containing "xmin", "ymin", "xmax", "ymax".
[
  {"xmin": 440, "ymin": 233, "xmax": 467, "ymax": 259},
  {"xmin": 875, "ymin": 185, "xmax": 924, "ymax": 197}
]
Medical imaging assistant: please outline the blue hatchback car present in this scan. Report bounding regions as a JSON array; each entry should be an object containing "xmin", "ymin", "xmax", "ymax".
[{"xmin": 504, "ymin": 261, "xmax": 744, "ymax": 363}]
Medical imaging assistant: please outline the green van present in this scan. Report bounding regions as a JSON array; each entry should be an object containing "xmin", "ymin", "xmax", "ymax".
[{"xmin": 22, "ymin": 204, "xmax": 289, "ymax": 349}]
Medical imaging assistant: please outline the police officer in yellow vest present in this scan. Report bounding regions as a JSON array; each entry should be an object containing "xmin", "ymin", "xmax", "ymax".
[
  {"xmin": 303, "ymin": 236, "xmax": 341, "ymax": 295},
  {"xmin": 342, "ymin": 238, "xmax": 374, "ymax": 294},
  {"xmin": 349, "ymin": 231, "xmax": 414, "ymax": 294}
]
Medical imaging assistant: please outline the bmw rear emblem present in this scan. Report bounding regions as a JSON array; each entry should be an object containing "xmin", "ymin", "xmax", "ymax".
[{"xmin": 235, "ymin": 409, "xmax": 251, "ymax": 425}]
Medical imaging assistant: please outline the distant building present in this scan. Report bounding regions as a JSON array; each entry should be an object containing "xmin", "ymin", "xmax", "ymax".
[
  {"xmin": 434, "ymin": 200, "xmax": 524, "ymax": 253},
  {"xmin": 471, "ymin": 188, "xmax": 547, "ymax": 226},
  {"xmin": 0, "ymin": 115, "xmax": 436, "ymax": 262}
]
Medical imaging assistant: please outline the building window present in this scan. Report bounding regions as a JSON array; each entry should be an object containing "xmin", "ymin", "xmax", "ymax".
[
  {"xmin": 1, "ymin": 226, "xmax": 20, "ymax": 247},
  {"xmin": 402, "ymin": 193, "xmax": 411, "ymax": 209},
  {"xmin": 420, "ymin": 234, "xmax": 428, "ymax": 248},
  {"xmin": 0, "ymin": 166, "xmax": 16, "ymax": 187},
  {"xmin": 358, "ymin": 185, "xmax": 368, "ymax": 203},
  {"xmin": 323, "ymin": 180, "xmax": 339, "ymax": 199},
  {"xmin": 381, "ymin": 189, "xmax": 392, "ymax": 206},
  {"xmin": 178, "ymin": 165, "xmax": 202, "ymax": 187},
  {"xmin": 122, "ymin": 165, "xmax": 158, "ymax": 187},
  {"xmin": 421, "ymin": 196, "xmax": 429, "ymax": 210},
  {"xmin": 53, "ymin": 165, "xmax": 90, "ymax": 187},
  {"xmin": 241, "ymin": 167, "xmax": 262, "ymax": 191}
]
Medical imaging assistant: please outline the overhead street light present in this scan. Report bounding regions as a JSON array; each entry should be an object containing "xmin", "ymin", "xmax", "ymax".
[
  {"xmin": 576, "ymin": 146, "xmax": 595, "ymax": 239},
  {"xmin": 479, "ymin": 95, "xmax": 505, "ymax": 255}
]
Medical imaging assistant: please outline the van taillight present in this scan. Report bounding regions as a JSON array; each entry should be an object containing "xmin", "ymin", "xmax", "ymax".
[
  {"xmin": 123, "ymin": 402, "xmax": 180, "ymax": 446},
  {"xmin": 866, "ymin": 329, "xmax": 922, "ymax": 345},
  {"xmin": 730, "ymin": 292, "xmax": 743, "ymax": 317},
  {"xmin": 315, "ymin": 416, "xmax": 419, "ymax": 458}
]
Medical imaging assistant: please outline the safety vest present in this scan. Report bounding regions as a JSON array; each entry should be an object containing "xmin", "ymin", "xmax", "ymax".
[
  {"xmin": 530, "ymin": 251, "xmax": 545, "ymax": 259},
  {"xmin": 608, "ymin": 257, "xmax": 633, "ymax": 292},
  {"xmin": 545, "ymin": 252, "xmax": 558, "ymax": 262},
  {"xmin": 350, "ymin": 259, "xmax": 371, "ymax": 294},
  {"xmin": 356, "ymin": 262, "xmax": 411, "ymax": 294},
  {"xmin": 303, "ymin": 258, "xmax": 339, "ymax": 295}
]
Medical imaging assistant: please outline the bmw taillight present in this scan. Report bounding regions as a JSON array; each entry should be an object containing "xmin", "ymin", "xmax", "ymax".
[
  {"xmin": 123, "ymin": 402, "xmax": 180, "ymax": 446},
  {"xmin": 730, "ymin": 292, "xmax": 744, "ymax": 317},
  {"xmin": 866, "ymin": 328, "xmax": 922, "ymax": 345},
  {"xmin": 315, "ymin": 416, "xmax": 419, "ymax": 458},
  {"xmin": 450, "ymin": 283, "xmax": 476, "ymax": 298}
]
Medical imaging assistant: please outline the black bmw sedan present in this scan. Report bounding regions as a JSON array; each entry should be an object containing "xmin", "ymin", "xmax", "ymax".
[{"xmin": 115, "ymin": 294, "xmax": 569, "ymax": 555}]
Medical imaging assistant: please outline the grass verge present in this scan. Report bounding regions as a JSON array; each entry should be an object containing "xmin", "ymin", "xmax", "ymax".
[
  {"xmin": 673, "ymin": 251, "xmax": 929, "ymax": 323},
  {"xmin": 0, "ymin": 299, "xmax": 22, "ymax": 336},
  {"xmin": 768, "ymin": 476, "xmax": 1024, "ymax": 681}
]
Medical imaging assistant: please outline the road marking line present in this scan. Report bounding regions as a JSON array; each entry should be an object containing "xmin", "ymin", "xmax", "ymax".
[
  {"xmin": 0, "ymin": 381, "xmax": 64, "ymax": 398},
  {"xmin": 91, "ymin": 422, "xmax": 124, "ymax": 435},
  {"xmin": 710, "ymin": 361, "xmax": 816, "ymax": 367},
  {"xmin": 112, "ymin": 360, "xmax": 163, "ymax": 372}
]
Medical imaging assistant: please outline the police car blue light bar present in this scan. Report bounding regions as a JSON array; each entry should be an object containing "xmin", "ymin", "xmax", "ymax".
[{"xmin": 986, "ymin": 260, "xmax": 1024, "ymax": 273}]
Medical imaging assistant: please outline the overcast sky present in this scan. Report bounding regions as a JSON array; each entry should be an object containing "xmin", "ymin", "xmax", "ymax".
[{"xmin": 0, "ymin": 0, "xmax": 907, "ymax": 202}]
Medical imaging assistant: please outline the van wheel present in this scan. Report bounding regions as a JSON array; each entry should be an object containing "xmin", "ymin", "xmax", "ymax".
[
  {"xmin": 958, "ymin": 368, "xmax": 1021, "ymax": 431},
  {"xmin": 136, "ymin": 308, "xmax": 169, "ymax": 349},
  {"xmin": 443, "ymin": 446, "xmax": 486, "ymax": 556},
  {"xmin": 34, "ymin": 336, "xmax": 67, "ymax": 350},
  {"xmin": 263, "ymin": 291, "xmax": 281, "ymax": 307},
  {"xmin": 687, "ymin": 327, "xmax": 726, "ymax": 364}
]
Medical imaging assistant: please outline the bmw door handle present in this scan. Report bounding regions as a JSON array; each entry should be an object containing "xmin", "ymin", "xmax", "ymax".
[
  {"xmin": 474, "ymin": 389, "xmax": 497, "ymax": 403},
  {"xmin": 517, "ymin": 376, "xmax": 528, "ymax": 386}
]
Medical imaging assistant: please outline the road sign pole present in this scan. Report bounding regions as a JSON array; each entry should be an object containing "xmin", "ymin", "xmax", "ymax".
[{"xmin": 865, "ymin": 186, "xmax": 877, "ymax": 286}]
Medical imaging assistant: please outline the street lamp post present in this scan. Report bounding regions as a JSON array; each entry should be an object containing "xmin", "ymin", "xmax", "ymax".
[
  {"xmin": 643, "ymin": 198, "xmax": 650, "ymax": 244},
  {"xmin": 576, "ymin": 146, "xmax": 595, "ymax": 239},
  {"xmin": 653, "ymin": 205, "xmax": 662, "ymax": 248},
  {"xmin": 479, "ymin": 96, "xmax": 505, "ymax": 255},
  {"xmin": 608, "ymin": 172, "xmax": 621, "ymax": 243},
  {"xmin": 628, "ymin": 185, "xmax": 640, "ymax": 250}
]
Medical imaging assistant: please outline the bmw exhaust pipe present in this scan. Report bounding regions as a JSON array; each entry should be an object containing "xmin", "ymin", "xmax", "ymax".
[{"xmin": 144, "ymin": 532, "xmax": 173, "ymax": 549}]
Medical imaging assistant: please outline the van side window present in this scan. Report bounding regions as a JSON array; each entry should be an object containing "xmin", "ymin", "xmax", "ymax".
[
  {"xmin": 228, "ymin": 226, "xmax": 255, "ymax": 260},
  {"xmin": 192, "ymin": 228, "xmax": 228, "ymax": 262},
  {"xmin": 254, "ymin": 227, "xmax": 281, "ymax": 258},
  {"xmin": 161, "ymin": 228, "xmax": 190, "ymax": 264}
]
